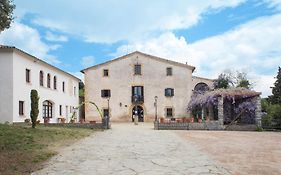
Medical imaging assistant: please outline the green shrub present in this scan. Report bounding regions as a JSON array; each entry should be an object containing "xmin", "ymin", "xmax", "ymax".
[
  {"xmin": 267, "ymin": 104, "xmax": 281, "ymax": 127},
  {"xmin": 30, "ymin": 90, "xmax": 39, "ymax": 128}
]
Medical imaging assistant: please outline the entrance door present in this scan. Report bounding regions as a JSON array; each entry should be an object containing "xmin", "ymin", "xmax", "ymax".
[{"xmin": 132, "ymin": 105, "xmax": 144, "ymax": 122}]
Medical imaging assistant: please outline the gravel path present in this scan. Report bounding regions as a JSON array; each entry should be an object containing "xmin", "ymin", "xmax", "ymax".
[{"xmin": 33, "ymin": 123, "xmax": 230, "ymax": 175}]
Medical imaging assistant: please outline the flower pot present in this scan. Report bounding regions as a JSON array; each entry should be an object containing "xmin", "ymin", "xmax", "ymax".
[
  {"xmin": 90, "ymin": 120, "xmax": 96, "ymax": 124},
  {"xmin": 160, "ymin": 118, "xmax": 165, "ymax": 123},
  {"xmin": 190, "ymin": 117, "xmax": 194, "ymax": 123}
]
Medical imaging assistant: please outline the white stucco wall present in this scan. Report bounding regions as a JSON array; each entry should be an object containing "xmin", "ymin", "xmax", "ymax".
[
  {"xmin": 12, "ymin": 51, "xmax": 80, "ymax": 123},
  {"xmin": 84, "ymin": 52, "xmax": 194, "ymax": 122},
  {"xmin": 0, "ymin": 51, "xmax": 13, "ymax": 123},
  {"xmin": 0, "ymin": 48, "xmax": 80, "ymax": 123}
]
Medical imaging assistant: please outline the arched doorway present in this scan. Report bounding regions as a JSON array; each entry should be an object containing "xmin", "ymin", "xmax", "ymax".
[
  {"xmin": 43, "ymin": 100, "xmax": 53, "ymax": 118},
  {"xmin": 132, "ymin": 105, "xmax": 144, "ymax": 122}
]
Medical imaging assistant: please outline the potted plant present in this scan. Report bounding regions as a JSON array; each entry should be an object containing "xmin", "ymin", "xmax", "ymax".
[
  {"xmin": 190, "ymin": 117, "xmax": 194, "ymax": 123},
  {"xmin": 182, "ymin": 117, "xmax": 187, "ymax": 123},
  {"xmin": 44, "ymin": 117, "xmax": 50, "ymax": 124},
  {"xmin": 160, "ymin": 117, "xmax": 165, "ymax": 123}
]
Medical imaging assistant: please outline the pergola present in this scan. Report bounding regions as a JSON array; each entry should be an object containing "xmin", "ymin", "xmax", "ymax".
[{"xmin": 188, "ymin": 88, "xmax": 262, "ymax": 127}]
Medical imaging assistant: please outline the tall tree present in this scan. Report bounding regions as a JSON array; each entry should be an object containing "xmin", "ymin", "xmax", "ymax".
[
  {"xmin": 214, "ymin": 71, "xmax": 234, "ymax": 89},
  {"xmin": 0, "ymin": 0, "xmax": 15, "ymax": 32},
  {"xmin": 269, "ymin": 67, "xmax": 281, "ymax": 104},
  {"xmin": 236, "ymin": 71, "xmax": 251, "ymax": 89},
  {"xmin": 30, "ymin": 89, "xmax": 39, "ymax": 128}
]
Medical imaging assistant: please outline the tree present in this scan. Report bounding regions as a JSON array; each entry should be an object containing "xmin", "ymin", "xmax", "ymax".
[
  {"xmin": 79, "ymin": 81, "xmax": 85, "ymax": 97},
  {"xmin": 214, "ymin": 71, "xmax": 234, "ymax": 89},
  {"xmin": 214, "ymin": 70, "xmax": 252, "ymax": 89},
  {"xmin": 0, "ymin": 0, "xmax": 15, "ymax": 33},
  {"xmin": 236, "ymin": 71, "xmax": 251, "ymax": 89},
  {"xmin": 269, "ymin": 67, "xmax": 281, "ymax": 105},
  {"xmin": 30, "ymin": 89, "xmax": 39, "ymax": 128}
]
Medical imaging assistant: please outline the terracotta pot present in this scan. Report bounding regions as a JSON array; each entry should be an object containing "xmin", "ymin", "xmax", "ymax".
[
  {"xmin": 190, "ymin": 117, "xmax": 194, "ymax": 123},
  {"xmin": 160, "ymin": 118, "xmax": 165, "ymax": 123},
  {"xmin": 90, "ymin": 120, "xmax": 96, "ymax": 124},
  {"xmin": 44, "ymin": 118, "xmax": 50, "ymax": 124},
  {"xmin": 198, "ymin": 119, "xmax": 202, "ymax": 123},
  {"xmin": 61, "ymin": 118, "xmax": 66, "ymax": 123}
]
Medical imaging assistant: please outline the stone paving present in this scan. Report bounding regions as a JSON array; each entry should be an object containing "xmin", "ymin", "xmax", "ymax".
[{"xmin": 33, "ymin": 123, "xmax": 230, "ymax": 175}]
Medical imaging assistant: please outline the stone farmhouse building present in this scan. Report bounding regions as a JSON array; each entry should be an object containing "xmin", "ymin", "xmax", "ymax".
[
  {"xmin": 82, "ymin": 51, "xmax": 213, "ymax": 122},
  {"xmin": 0, "ymin": 46, "xmax": 80, "ymax": 123}
]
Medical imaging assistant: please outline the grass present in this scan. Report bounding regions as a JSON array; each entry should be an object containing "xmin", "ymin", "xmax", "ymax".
[{"xmin": 0, "ymin": 123, "xmax": 94, "ymax": 175}]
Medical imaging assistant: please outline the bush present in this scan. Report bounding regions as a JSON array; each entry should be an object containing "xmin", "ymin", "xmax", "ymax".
[
  {"xmin": 263, "ymin": 104, "xmax": 281, "ymax": 128},
  {"xmin": 24, "ymin": 119, "xmax": 30, "ymax": 123}
]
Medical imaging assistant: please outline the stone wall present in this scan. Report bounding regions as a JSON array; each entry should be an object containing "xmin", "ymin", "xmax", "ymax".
[
  {"xmin": 154, "ymin": 121, "xmax": 224, "ymax": 130},
  {"xmin": 44, "ymin": 123, "xmax": 105, "ymax": 129}
]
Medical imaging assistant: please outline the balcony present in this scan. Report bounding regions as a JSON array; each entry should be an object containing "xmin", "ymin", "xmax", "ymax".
[{"xmin": 132, "ymin": 95, "xmax": 144, "ymax": 104}]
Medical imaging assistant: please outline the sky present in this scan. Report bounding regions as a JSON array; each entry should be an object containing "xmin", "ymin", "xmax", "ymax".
[{"xmin": 0, "ymin": 0, "xmax": 280, "ymax": 97}]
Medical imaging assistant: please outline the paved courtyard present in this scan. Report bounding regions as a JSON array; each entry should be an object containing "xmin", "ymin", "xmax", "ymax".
[{"xmin": 33, "ymin": 123, "xmax": 230, "ymax": 175}]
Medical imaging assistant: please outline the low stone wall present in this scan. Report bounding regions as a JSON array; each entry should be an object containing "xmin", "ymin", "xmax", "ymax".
[
  {"xmin": 155, "ymin": 122, "xmax": 189, "ymax": 130},
  {"xmin": 154, "ymin": 121, "xmax": 223, "ymax": 130},
  {"xmin": 225, "ymin": 124, "xmax": 258, "ymax": 131},
  {"xmin": 154, "ymin": 121, "xmax": 259, "ymax": 131},
  {"xmin": 189, "ymin": 121, "xmax": 224, "ymax": 130},
  {"xmin": 42, "ymin": 123, "xmax": 105, "ymax": 129}
]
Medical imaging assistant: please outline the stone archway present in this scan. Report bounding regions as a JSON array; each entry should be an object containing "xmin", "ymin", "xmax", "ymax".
[
  {"xmin": 194, "ymin": 82, "xmax": 209, "ymax": 92},
  {"xmin": 132, "ymin": 105, "xmax": 144, "ymax": 122}
]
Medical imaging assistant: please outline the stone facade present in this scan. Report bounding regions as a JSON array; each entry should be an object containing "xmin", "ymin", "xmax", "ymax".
[
  {"xmin": 254, "ymin": 96, "xmax": 262, "ymax": 127},
  {"xmin": 82, "ymin": 51, "xmax": 213, "ymax": 122}
]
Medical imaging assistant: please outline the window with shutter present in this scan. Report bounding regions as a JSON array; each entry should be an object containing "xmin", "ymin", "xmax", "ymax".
[{"xmin": 165, "ymin": 88, "xmax": 174, "ymax": 97}]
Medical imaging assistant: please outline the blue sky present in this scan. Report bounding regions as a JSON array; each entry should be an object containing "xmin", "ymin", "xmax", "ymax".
[{"xmin": 0, "ymin": 0, "xmax": 281, "ymax": 97}]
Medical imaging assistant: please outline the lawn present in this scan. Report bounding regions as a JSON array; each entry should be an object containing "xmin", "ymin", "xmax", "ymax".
[{"xmin": 0, "ymin": 123, "xmax": 94, "ymax": 175}]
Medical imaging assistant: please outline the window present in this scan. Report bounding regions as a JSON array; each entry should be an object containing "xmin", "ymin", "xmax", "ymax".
[
  {"xmin": 166, "ymin": 67, "xmax": 172, "ymax": 76},
  {"xmin": 39, "ymin": 71, "xmax": 44, "ymax": 86},
  {"xmin": 101, "ymin": 89, "xmax": 111, "ymax": 98},
  {"xmin": 59, "ymin": 105, "xmax": 62, "ymax": 116},
  {"xmin": 103, "ymin": 69, "xmax": 109, "ymax": 77},
  {"xmin": 43, "ymin": 100, "xmax": 53, "ymax": 118},
  {"xmin": 134, "ymin": 64, "xmax": 141, "ymax": 75},
  {"xmin": 165, "ymin": 88, "xmax": 174, "ymax": 97},
  {"xmin": 62, "ymin": 81, "xmax": 65, "ymax": 92},
  {"xmin": 132, "ymin": 86, "xmax": 144, "ymax": 103},
  {"xmin": 19, "ymin": 101, "xmax": 24, "ymax": 115},
  {"xmin": 26, "ymin": 69, "xmax": 30, "ymax": 83},
  {"xmin": 53, "ymin": 76, "xmax": 57, "ymax": 89},
  {"xmin": 166, "ymin": 108, "xmax": 173, "ymax": 118},
  {"xmin": 47, "ymin": 74, "xmax": 51, "ymax": 88}
]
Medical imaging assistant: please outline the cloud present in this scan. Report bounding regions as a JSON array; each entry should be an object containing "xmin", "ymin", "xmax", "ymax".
[
  {"xmin": 14, "ymin": 0, "xmax": 245, "ymax": 43},
  {"xmin": 263, "ymin": 0, "xmax": 281, "ymax": 10},
  {"xmin": 81, "ymin": 56, "xmax": 95, "ymax": 68},
  {"xmin": 45, "ymin": 31, "xmax": 68, "ymax": 42},
  {"xmin": 0, "ymin": 22, "xmax": 61, "ymax": 65},
  {"xmin": 114, "ymin": 13, "xmax": 281, "ymax": 97}
]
